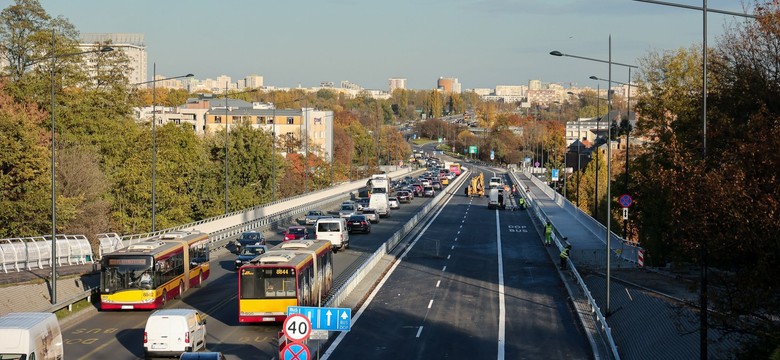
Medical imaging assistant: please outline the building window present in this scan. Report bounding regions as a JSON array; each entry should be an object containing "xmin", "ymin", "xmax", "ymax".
[
  {"xmin": 287, "ymin": 117, "xmax": 294, "ymax": 125},
  {"xmin": 174, "ymin": 119, "xmax": 181, "ymax": 125},
  {"xmin": 257, "ymin": 116, "xmax": 264, "ymax": 124},
  {"xmin": 214, "ymin": 116, "xmax": 222, "ymax": 124},
  {"xmin": 268, "ymin": 117, "xmax": 274, "ymax": 124}
]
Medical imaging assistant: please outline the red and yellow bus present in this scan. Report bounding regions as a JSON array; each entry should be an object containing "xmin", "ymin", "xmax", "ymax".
[
  {"xmin": 99, "ymin": 231, "xmax": 210, "ymax": 310},
  {"xmin": 238, "ymin": 239, "xmax": 333, "ymax": 323}
]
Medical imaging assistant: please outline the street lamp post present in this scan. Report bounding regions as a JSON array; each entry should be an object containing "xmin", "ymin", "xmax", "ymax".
[
  {"xmin": 567, "ymin": 91, "xmax": 583, "ymax": 207},
  {"xmin": 43, "ymin": 31, "xmax": 113, "ymax": 304},
  {"xmin": 134, "ymin": 68, "xmax": 194, "ymax": 232},
  {"xmin": 590, "ymin": 73, "xmax": 635, "ymax": 240},
  {"xmin": 223, "ymin": 84, "xmax": 258, "ymax": 214},
  {"xmin": 551, "ymin": 44, "xmax": 638, "ymax": 316},
  {"xmin": 630, "ymin": 2, "xmax": 756, "ymax": 358}
]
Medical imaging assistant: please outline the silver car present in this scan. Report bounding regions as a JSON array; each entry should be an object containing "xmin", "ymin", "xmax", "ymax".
[
  {"xmin": 304, "ymin": 210, "xmax": 325, "ymax": 225},
  {"xmin": 339, "ymin": 203, "xmax": 357, "ymax": 218},
  {"xmin": 360, "ymin": 208, "xmax": 379, "ymax": 223},
  {"xmin": 388, "ymin": 197, "xmax": 400, "ymax": 209}
]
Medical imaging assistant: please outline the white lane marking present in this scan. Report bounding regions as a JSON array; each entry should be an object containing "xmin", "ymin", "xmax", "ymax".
[
  {"xmin": 496, "ymin": 209, "xmax": 506, "ymax": 360},
  {"xmin": 447, "ymin": 254, "xmax": 451, "ymax": 260},
  {"xmin": 321, "ymin": 185, "xmax": 456, "ymax": 359},
  {"xmin": 625, "ymin": 288, "xmax": 633, "ymax": 301},
  {"xmin": 451, "ymin": 245, "xmax": 455, "ymax": 250},
  {"xmin": 436, "ymin": 280, "xmax": 441, "ymax": 288},
  {"xmin": 427, "ymin": 299, "xmax": 434, "ymax": 309},
  {"xmin": 442, "ymin": 266, "xmax": 447, "ymax": 272}
]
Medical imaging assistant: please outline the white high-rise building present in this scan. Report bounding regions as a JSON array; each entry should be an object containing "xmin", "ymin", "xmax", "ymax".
[
  {"xmin": 244, "ymin": 74, "xmax": 264, "ymax": 88},
  {"xmin": 388, "ymin": 78, "xmax": 406, "ymax": 92},
  {"xmin": 80, "ymin": 33, "xmax": 146, "ymax": 86},
  {"xmin": 529, "ymin": 79, "xmax": 542, "ymax": 90}
]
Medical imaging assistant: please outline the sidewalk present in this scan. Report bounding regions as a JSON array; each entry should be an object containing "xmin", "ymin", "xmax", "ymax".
[{"xmin": 514, "ymin": 171, "xmax": 743, "ymax": 360}]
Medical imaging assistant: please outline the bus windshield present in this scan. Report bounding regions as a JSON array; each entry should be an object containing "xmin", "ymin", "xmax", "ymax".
[
  {"xmin": 100, "ymin": 255, "xmax": 153, "ymax": 294},
  {"xmin": 240, "ymin": 267, "xmax": 296, "ymax": 299}
]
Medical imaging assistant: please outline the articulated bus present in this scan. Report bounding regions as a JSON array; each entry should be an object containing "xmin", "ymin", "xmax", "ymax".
[
  {"xmin": 238, "ymin": 239, "xmax": 333, "ymax": 323},
  {"xmin": 99, "ymin": 231, "xmax": 210, "ymax": 310}
]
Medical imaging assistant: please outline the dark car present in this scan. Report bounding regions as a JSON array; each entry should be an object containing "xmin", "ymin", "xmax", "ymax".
[
  {"xmin": 356, "ymin": 198, "xmax": 370, "ymax": 209},
  {"xmin": 284, "ymin": 226, "xmax": 309, "ymax": 241},
  {"xmin": 396, "ymin": 191, "xmax": 411, "ymax": 203},
  {"xmin": 235, "ymin": 231, "xmax": 265, "ymax": 252},
  {"xmin": 347, "ymin": 215, "xmax": 371, "ymax": 233},
  {"xmin": 235, "ymin": 244, "xmax": 268, "ymax": 270},
  {"xmin": 180, "ymin": 352, "xmax": 226, "ymax": 360}
]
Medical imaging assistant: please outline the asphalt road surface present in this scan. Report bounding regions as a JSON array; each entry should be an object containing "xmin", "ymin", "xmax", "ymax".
[
  {"xmin": 321, "ymin": 169, "xmax": 591, "ymax": 360},
  {"xmin": 62, "ymin": 188, "xmax": 436, "ymax": 360}
]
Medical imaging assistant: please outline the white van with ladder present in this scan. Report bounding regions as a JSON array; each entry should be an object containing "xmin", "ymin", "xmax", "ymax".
[{"xmin": 0, "ymin": 312, "xmax": 63, "ymax": 360}]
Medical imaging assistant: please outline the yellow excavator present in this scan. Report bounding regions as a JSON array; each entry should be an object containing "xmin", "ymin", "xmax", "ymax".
[{"xmin": 467, "ymin": 172, "xmax": 485, "ymax": 197}]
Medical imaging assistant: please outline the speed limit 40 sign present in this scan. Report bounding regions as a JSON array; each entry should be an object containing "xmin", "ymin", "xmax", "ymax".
[{"xmin": 283, "ymin": 314, "xmax": 311, "ymax": 342}]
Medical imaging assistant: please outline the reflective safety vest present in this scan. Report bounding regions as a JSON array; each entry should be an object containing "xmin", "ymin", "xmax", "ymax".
[
  {"xmin": 545, "ymin": 224, "xmax": 552, "ymax": 235},
  {"xmin": 560, "ymin": 248, "xmax": 570, "ymax": 260}
]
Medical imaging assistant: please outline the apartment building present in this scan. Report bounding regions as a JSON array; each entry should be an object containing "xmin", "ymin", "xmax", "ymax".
[{"xmin": 79, "ymin": 33, "xmax": 147, "ymax": 86}]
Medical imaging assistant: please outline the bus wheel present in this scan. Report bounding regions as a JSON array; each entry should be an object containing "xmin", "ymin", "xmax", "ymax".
[
  {"xmin": 161, "ymin": 290, "xmax": 168, "ymax": 307},
  {"xmin": 194, "ymin": 272, "xmax": 203, "ymax": 288},
  {"xmin": 175, "ymin": 281, "xmax": 184, "ymax": 299}
]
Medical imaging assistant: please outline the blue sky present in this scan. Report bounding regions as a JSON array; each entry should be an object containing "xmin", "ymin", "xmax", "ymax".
[{"xmin": 37, "ymin": 0, "xmax": 754, "ymax": 90}]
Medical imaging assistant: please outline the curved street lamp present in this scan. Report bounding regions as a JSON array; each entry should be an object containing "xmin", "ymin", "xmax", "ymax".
[
  {"xmin": 134, "ymin": 68, "xmax": 194, "ymax": 232},
  {"xmin": 37, "ymin": 31, "xmax": 113, "ymax": 304},
  {"xmin": 550, "ymin": 41, "xmax": 637, "ymax": 317}
]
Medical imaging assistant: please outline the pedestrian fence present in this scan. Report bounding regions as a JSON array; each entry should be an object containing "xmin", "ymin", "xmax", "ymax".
[{"xmin": 0, "ymin": 235, "xmax": 94, "ymax": 274}]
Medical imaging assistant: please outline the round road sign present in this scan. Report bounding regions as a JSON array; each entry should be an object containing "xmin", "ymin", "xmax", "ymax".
[
  {"xmin": 283, "ymin": 314, "xmax": 311, "ymax": 342},
  {"xmin": 282, "ymin": 342, "xmax": 310, "ymax": 360},
  {"xmin": 619, "ymin": 194, "xmax": 633, "ymax": 208}
]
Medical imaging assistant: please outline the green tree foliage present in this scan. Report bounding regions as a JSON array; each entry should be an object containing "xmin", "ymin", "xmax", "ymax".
[{"xmin": 0, "ymin": 81, "xmax": 51, "ymax": 237}]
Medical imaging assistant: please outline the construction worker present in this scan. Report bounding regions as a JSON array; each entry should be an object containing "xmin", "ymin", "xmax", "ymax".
[
  {"xmin": 544, "ymin": 221, "xmax": 553, "ymax": 246},
  {"xmin": 518, "ymin": 196, "xmax": 525, "ymax": 210},
  {"xmin": 560, "ymin": 244, "xmax": 572, "ymax": 269}
]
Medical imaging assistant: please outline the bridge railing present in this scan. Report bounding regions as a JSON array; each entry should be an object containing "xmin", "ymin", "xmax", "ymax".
[{"xmin": 0, "ymin": 235, "xmax": 94, "ymax": 273}]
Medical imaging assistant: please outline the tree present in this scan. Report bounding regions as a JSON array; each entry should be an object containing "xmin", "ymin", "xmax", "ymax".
[
  {"xmin": 630, "ymin": 2, "xmax": 780, "ymax": 356},
  {"xmin": 0, "ymin": 80, "xmax": 51, "ymax": 237}
]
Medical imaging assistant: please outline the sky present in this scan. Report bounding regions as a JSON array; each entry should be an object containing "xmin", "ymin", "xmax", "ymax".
[{"xmin": 35, "ymin": 0, "xmax": 756, "ymax": 91}]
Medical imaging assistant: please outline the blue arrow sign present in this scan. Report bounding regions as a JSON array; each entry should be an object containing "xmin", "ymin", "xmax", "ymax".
[{"xmin": 288, "ymin": 306, "xmax": 352, "ymax": 331}]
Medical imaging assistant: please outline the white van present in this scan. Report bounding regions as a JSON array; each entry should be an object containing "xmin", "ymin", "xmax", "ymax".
[
  {"xmin": 315, "ymin": 217, "xmax": 349, "ymax": 252},
  {"xmin": 144, "ymin": 309, "xmax": 207, "ymax": 359},
  {"xmin": 0, "ymin": 312, "xmax": 63, "ymax": 360},
  {"xmin": 369, "ymin": 193, "xmax": 391, "ymax": 218}
]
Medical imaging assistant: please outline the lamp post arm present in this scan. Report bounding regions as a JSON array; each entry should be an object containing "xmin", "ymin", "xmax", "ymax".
[{"xmin": 632, "ymin": 0, "xmax": 756, "ymax": 18}]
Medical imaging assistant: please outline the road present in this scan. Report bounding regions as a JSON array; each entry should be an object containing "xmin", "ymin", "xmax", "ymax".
[
  {"xmin": 322, "ymin": 168, "xmax": 591, "ymax": 360},
  {"xmin": 62, "ymin": 187, "xmax": 437, "ymax": 360}
]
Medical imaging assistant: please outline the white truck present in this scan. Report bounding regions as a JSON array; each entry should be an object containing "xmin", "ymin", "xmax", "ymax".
[
  {"xmin": 368, "ymin": 174, "xmax": 390, "ymax": 195},
  {"xmin": 369, "ymin": 192, "xmax": 391, "ymax": 218},
  {"xmin": 0, "ymin": 312, "xmax": 64, "ymax": 360},
  {"xmin": 488, "ymin": 188, "xmax": 505, "ymax": 210}
]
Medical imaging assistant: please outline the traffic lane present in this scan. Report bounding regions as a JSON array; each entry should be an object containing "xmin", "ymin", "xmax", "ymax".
[
  {"xmin": 327, "ymin": 190, "xmax": 503, "ymax": 359},
  {"xmin": 499, "ymin": 205, "xmax": 592, "ymax": 359},
  {"xmin": 62, "ymin": 254, "xmax": 274, "ymax": 359},
  {"xmin": 62, "ymin": 193, "xmax": 437, "ymax": 359}
]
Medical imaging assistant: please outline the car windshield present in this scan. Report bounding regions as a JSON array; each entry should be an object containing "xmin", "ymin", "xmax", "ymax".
[
  {"xmin": 308, "ymin": 211, "xmax": 322, "ymax": 216},
  {"xmin": 341, "ymin": 205, "xmax": 354, "ymax": 211},
  {"xmin": 240, "ymin": 246, "xmax": 264, "ymax": 256},
  {"xmin": 363, "ymin": 209, "xmax": 375, "ymax": 214},
  {"xmin": 348, "ymin": 215, "xmax": 365, "ymax": 221},
  {"xmin": 240, "ymin": 233, "xmax": 262, "ymax": 241}
]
